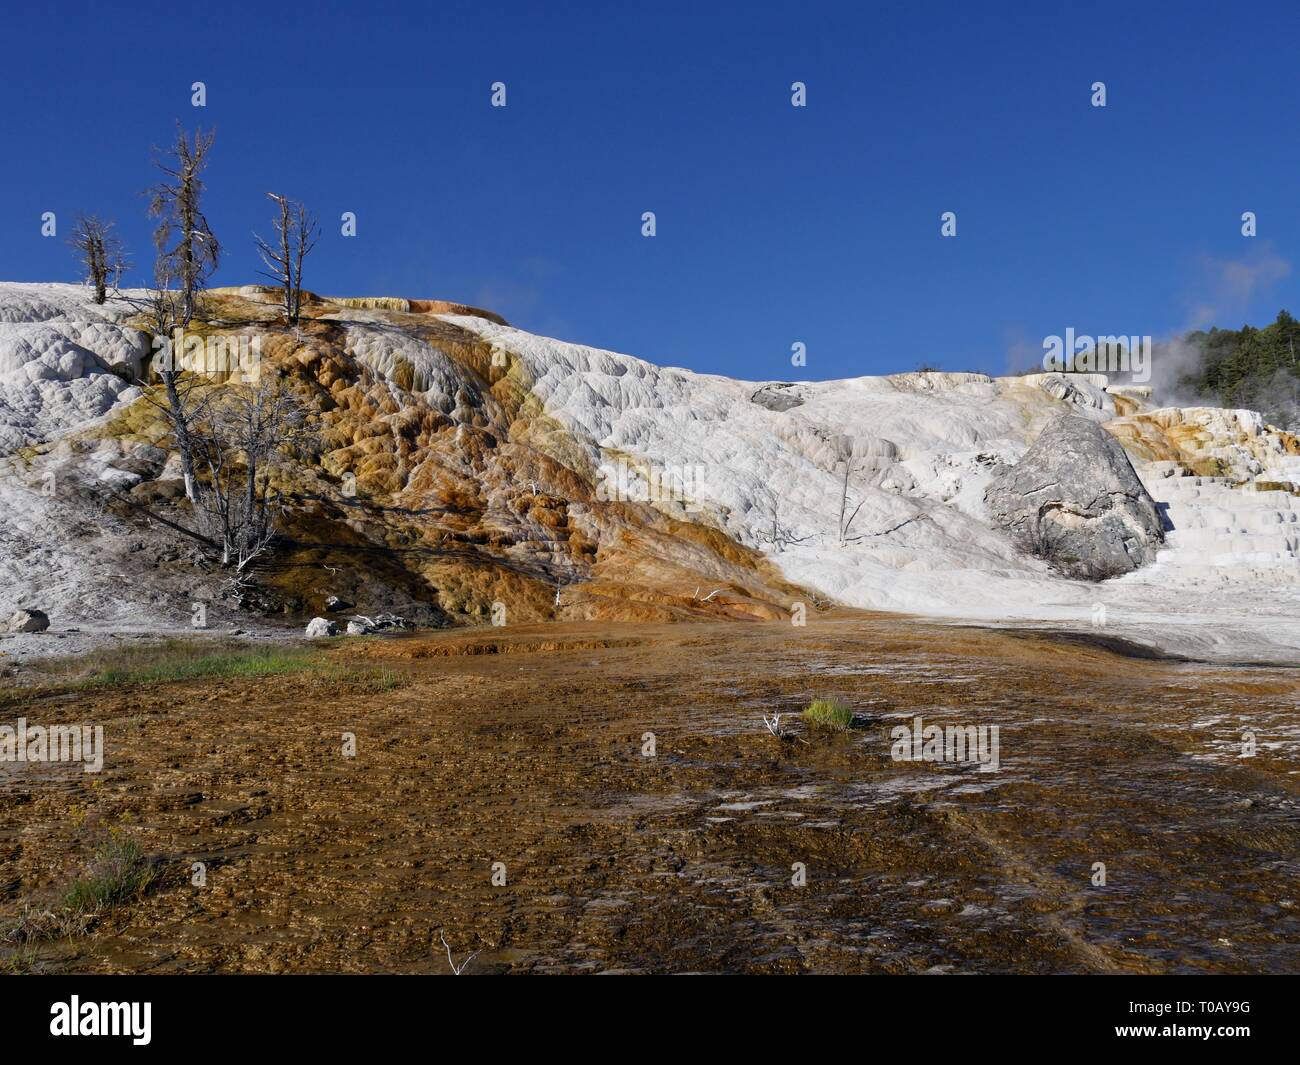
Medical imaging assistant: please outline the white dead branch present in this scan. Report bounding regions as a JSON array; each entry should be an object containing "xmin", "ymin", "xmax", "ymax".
[{"xmin": 440, "ymin": 931, "xmax": 481, "ymax": 976}]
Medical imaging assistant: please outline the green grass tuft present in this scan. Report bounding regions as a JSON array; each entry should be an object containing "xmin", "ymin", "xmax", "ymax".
[
  {"xmin": 306, "ymin": 663, "xmax": 406, "ymax": 695},
  {"xmin": 61, "ymin": 837, "xmax": 157, "ymax": 915},
  {"xmin": 0, "ymin": 943, "xmax": 39, "ymax": 974},
  {"xmin": 801, "ymin": 697, "xmax": 854, "ymax": 732}
]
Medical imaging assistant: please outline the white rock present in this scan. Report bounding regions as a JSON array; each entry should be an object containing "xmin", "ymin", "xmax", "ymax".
[{"xmin": 0, "ymin": 284, "xmax": 150, "ymax": 449}]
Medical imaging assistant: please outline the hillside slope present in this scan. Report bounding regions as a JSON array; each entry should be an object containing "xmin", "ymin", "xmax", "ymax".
[{"xmin": 2, "ymin": 282, "xmax": 1298, "ymax": 663}]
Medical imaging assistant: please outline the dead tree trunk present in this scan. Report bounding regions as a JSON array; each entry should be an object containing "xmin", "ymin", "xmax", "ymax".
[
  {"xmin": 148, "ymin": 125, "xmax": 220, "ymax": 329},
  {"xmin": 256, "ymin": 193, "xmax": 319, "ymax": 324},
  {"xmin": 67, "ymin": 215, "xmax": 129, "ymax": 304}
]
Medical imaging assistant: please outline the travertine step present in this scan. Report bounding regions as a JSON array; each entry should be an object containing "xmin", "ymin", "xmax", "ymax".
[
  {"xmin": 1165, "ymin": 529, "xmax": 1297, "ymax": 554},
  {"xmin": 1137, "ymin": 463, "xmax": 1300, "ymax": 573}
]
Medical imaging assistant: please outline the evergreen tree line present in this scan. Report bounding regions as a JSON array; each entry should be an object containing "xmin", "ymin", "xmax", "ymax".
[{"xmin": 1176, "ymin": 310, "xmax": 1300, "ymax": 431}]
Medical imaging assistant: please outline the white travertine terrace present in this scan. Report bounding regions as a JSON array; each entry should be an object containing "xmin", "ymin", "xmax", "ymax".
[
  {"xmin": 1, "ymin": 282, "xmax": 1297, "ymax": 663},
  {"xmin": 449, "ymin": 315, "xmax": 1300, "ymax": 661}
]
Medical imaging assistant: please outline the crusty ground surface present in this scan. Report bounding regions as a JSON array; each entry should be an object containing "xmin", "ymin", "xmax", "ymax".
[{"xmin": 2, "ymin": 616, "xmax": 1297, "ymax": 974}]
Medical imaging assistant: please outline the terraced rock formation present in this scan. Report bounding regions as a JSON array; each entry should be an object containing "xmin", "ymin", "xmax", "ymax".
[{"xmin": 1, "ymin": 281, "xmax": 1298, "ymax": 662}]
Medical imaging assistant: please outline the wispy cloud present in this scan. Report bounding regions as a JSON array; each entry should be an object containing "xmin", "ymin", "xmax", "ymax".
[
  {"xmin": 1185, "ymin": 245, "xmax": 1292, "ymax": 330},
  {"xmin": 1143, "ymin": 246, "xmax": 1295, "ymax": 404}
]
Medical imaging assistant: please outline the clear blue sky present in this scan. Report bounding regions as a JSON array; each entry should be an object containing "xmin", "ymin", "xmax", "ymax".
[{"xmin": 3, "ymin": 0, "xmax": 1298, "ymax": 380}]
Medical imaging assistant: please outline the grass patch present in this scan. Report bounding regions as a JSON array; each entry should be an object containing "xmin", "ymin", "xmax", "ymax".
[
  {"xmin": 0, "ymin": 942, "xmax": 38, "ymax": 974},
  {"xmin": 801, "ymin": 697, "xmax": 854, "ymax": 732},
  {"xmin": 61, "ymin": 837, "xmax": 157, "ymax": 915},
  {"xmin": 305, "ymin": 663, "xmax": 407, "ymax": 695},
  {"xmin": 3, "ymin": 903, "xmax": 94, "ymax": 945},
  {"xmin": 2, "ymin": 835, "xmax": 158, "ymax": 961},
  {"xmin": 0, "ymin": 638, "xmax": 410, "ymax": 707},
  {"xmin": 88, "ymin": 645, "xmax": 319, "ymax": 688},
  {"xmin": 0, "ymin": 639, "xmax": 321, "ymax": 706}
]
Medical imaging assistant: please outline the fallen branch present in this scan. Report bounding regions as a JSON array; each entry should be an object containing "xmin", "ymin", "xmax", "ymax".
[
  {"xmin": 762, "ymin": 713, "xmax": 808, "ymax": 745},
  {"xmin": 108, "ymin": 488, "xmax": 217, "ymax": 549},
  {"xmin": 842, "ymin": 514, "xmax": 924, "ymax": 544},
  {"xmin": 439, "ymin": 930, "xmax": 481, "ymax": 976}
]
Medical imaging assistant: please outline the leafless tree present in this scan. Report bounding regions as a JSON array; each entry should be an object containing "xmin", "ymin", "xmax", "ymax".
[
  {"xmin": 834, "ymin": 435, "xmax": 868, "ymax": 547},
  {"xmin": 754, "ymin": 485, "xmax": 808, "ymax": 553},
  {"xmin": 187, "ymin": 376, "xmax": 315, "ymax": 578},
  {"xmin": 147, "ymin": 125, "xmax": 219, "ymax": 328},
  {"xmin": 255, "ymin": 193, "xmax": 319, "ymax": 324},
  {"xmin": 119, "ymin": 259, "xmax": 207, "ymax": 502},
  {"xmin": 67, "ymin": 215, "xmax": 129, "ymax": 303},
  {"xmin": 135, "ymin": 126, "xmax": 219, "ymax": 498}
]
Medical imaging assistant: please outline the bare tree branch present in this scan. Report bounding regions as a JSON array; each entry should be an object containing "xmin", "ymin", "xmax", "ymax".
[
  {"xmin": 439, "ymin": 931, "xmax": 481, "ymax": 976},
  {"xmin": 67, "ymin": 214, "xmax": 129, "ymax": 304},
  {"xmin": 186, "ymin": 375, "xmax": 317, "ymax": 573},
  {"xmin": 147, "ymin": 124, "xmax": 220, "ymax": 329},
  {"xmin": 254, "ymin": 193, "xmax": 319, "ymax": 324}
]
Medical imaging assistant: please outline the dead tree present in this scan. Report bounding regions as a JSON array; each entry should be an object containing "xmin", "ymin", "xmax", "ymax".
[
  {"xmin": 834, "ymin": 435, "xmax": 868, "ymax": 547},
  {"xmin": 147, "ymin": 125, "xmax": 219, "ymax": 328},
  {"xmin": 67, "ymin": 214, "xmax": 129, "ymax": 304},
  {"xmin": 255, "ymin": 193, "xmax": 319, "ymax": 324},
  {"xmin": 141, "ymin": 126, "xmax": 219, "ymax": 498},
  {"xmin": 755, "ymin": 485, "xmax": 808, "ymax": 553},
  {"xmin": 111, "ymin": 258, "xmax": 208, "ymax": 503},
  {"xmin": 187, "ymin": 376, "xmax": 315, "ymax": 578},
  {"xmin": 145, "ymin": 261, "xmax": 210, "ymax": 501}
]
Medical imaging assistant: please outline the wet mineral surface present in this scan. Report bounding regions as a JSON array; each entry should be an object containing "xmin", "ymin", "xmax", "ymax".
[{"xmin": 2, "ymin": 617, "xmax": 1297, "ymax": 974}]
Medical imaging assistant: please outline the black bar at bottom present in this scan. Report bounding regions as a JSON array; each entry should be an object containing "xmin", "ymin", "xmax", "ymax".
[{"xmin": 0, "ymin": 974, "xmax": 1289, "ymax": 1051}]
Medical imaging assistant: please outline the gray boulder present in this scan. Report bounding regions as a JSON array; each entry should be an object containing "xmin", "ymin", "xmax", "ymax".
[
  {"xmin": 370, "ymin": 613, "xmax": 413, "ymax": 631},
  {"xmin": 345, "ymin": 613, "xmax": 412, "ymax": 635},
  {"xmin": 305, "ymin": 617, "xmax": 339, "ymax": 638},
  {"xmin": 750, "ymin": 383, "xmax": 805, "ymax": 412},
  {"xmin": 984, "ymin": 415, "xmax": 1164, "ymax": 581},
  {"xmin": 4, "ymin": 608, "xmax": 50, "ymax": 633}
]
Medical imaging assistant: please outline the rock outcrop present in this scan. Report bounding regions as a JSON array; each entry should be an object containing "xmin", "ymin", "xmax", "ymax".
[
  {"xmin": 984, "ymin": 415, "xmax": 1164, "ymax": 580},
  {"xmin": 345, "ymin": 614, "xmax": 412, "ymax": 635},
  {"xmin": 5, "ymin": 282, "xmax": 1300, "ymax": 657},
  {"xmin": 3, "ymin": 607, "xmax": 49, "ymax": 633},
  {"xmin": 750, "ymin": 383, "xmax": 805, "ymax": 412}
]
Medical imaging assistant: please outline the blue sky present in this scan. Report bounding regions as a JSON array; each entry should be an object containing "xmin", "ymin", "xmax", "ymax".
[{"xmin": 3, "ymin": 0, "xmax": 1298, "ymax": 380}]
